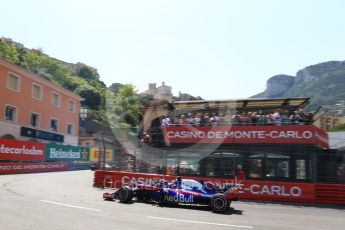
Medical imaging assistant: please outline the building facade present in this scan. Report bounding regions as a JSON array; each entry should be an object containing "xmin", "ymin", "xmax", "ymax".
[
  {"xmin": 139, "ymin": 82, "xmax": 173, "ymax": 100},
  {"xmin": 314, "ymin": 115, "xmax": 345, "ymax": 131},
  {"xmin": 0, "ymin": 58, "xmax": 83, "ymax": 145}
]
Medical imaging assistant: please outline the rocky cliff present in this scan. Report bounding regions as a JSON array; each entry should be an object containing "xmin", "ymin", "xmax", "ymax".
[{"xmin": 252, "ymin": 60, "xmax": 345, "ymax": 112}]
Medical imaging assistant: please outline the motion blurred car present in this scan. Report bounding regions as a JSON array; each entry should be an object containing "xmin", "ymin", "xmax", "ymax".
[{"xmin": 103, "ymin": 178, "xmax": 239, "ymax": 212}]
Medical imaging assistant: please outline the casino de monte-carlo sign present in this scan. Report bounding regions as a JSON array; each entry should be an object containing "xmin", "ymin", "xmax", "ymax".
[
  {"xmin": 163, "ymin": 125, "xmax": 329, "ymax": 148},
  {"xmin": 45, "ymin": 143, "xmax": 90, "ymax": 161}
]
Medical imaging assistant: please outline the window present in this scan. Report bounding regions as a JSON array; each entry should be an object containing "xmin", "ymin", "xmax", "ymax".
[
  {"xmin": 50, "ymin": 119, "xmax": 58, "ymax": 132},
  {"xmin": 32, "ymin": 84, "xmax": 43, "ymax": 100},
  {"xmin": 5, "ymin": 105, "xmax": 18, "ymax": 122},
  {"xmin": 222, "ymin": 157, "xmax": 235, "ymax": 176},
  {"xmin": 218, "ymin": 152, "xmax": 242, "ymax": 177},
  {"xmin": 7, "ymin": 73, "xmax": 20, "ymax": 91},
  {"xmin": 205, "ymin": 158, "xmax": 219, "ymax": 176},
  {"xmin": 68, "ymin": 100, "xmax": 75, "ymax": 112},
  {"xmin": 67, "ymin": 123, "xmax": 74, "ymax": 135},
  {"xmin": 248, "ymin": 159, "xmax": 263, "ymax": 178},
  {"xmin": 333, "ymin": 119, "xmax": 338, "ymax": 126},
  {"xmin": 266, "ymin": 159, "xmax": 289, "ymax": 178},
  {"xmin": 52, "ymin": 93, "xmax": 61, "ymax": 107},
  {"xmin": 296, "ymin": 159, "xmax": 307, "ymax": 180},
  {"xmin": 30, "ymin": 113, "xmax": 40, "ymax": 127}
]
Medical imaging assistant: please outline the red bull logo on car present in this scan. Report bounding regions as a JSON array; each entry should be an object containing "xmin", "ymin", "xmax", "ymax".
[{"xmin": 165, "ymin": 193, "xmax": 194, "ymax": 203}]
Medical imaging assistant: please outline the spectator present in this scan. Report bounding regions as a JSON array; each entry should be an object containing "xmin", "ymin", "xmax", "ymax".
[
  {"xmin": 257, "ymin": 111, "xmax": 267, "ymax": 125},
  {"xmin": 161, "ymin": 116, "xmax": 172, "ymax": 126},
  {"xmin": 290, "ymin": 110, "xmax": 301, "ymax": 124},
  {"xmin": 273, "ymin": 109, "xmax": 282, "ymax": 125},
  {"xmin": 186, "ymin": 113, "xmax": 195, "ymax": 125},
  {"xmin": 217, "ymin": 113, "xmax": 225, "ymax": 125},
  {"xmin": 298, "ymin": 109, "xmax": 309, "ymax": 124},
  {"xmin": 251, "ymin": 112, "xmax": 258, "ymax": 125},
  {"xmin": 194, "ymin": 113, "xmax": 201, "ymax": 126},
  {"xmin": 281, "ymin": 109, "xmax": 290, "ymax": 125},
  {"xmin": 209, "ymin": 113, "xmax": 219, "ymax": 126},
  {"xmin": 199, "ymin": 113, "xmax": 207, "ymax": 126},
  {"xmin": 178, "ymin": 114, "xmax": 187, "ymax": 125},
  {"xmin": 224, "ymin": 111, "xmax": 232, "ymax": 124},
  {"xmin": 266, "ymin": 112, "xmax": 274, "ymax": 125},
  {"xmin": 204, "ymin": 114, "xmax": 210, "ymax": 125}
]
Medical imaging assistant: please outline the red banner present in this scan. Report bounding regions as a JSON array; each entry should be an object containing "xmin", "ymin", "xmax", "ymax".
[
  {"xmin": 163, "ymin": 125, "xmax": 329, "ymax": 148},
  {"xmin": 0, "ymin": 138, "xmax": 45, "ymax": 161},
  {"xmin": 0, "ymin": 162, "xmax": 69, "ymax": 174},
  {"xmin": 94, "ymin": 171, "xmax": 316, "ymax": 203}
]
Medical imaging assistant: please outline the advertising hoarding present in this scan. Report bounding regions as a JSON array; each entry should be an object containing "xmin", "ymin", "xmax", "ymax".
[
  {"xmin": 46, "ymin": 143, "xmax": 90, "ymax": 161},
  {"xmin": 94, "ymin": 171, "xmax": 316, "ymax": 203},
  {"xmin": 163, "ymin": 125, "xmax": 329, "ymax": 148},
  {"xmin": 0, "ymin": 138, "xmax": 45, "ymax": 161},
  {"xmin": 0, "ymin": 162, "xmax": 69, "ymax": 174},
  {"xmin": 89, "ymin": 148, "xmax": 113, "ymax": 162}
]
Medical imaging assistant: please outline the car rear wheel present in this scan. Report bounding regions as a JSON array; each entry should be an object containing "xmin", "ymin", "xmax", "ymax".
[
  {"xmin": 210, "ymin": 194, "xmax": 229, "ymax": 212},
  {"xmin": 117, "ymin": 187, "xmax": 133, "ymax": 203}
]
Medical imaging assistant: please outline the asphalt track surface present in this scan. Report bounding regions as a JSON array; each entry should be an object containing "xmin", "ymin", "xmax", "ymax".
[{"xmin": 0, "ymin": 171, "xmax": 344, "ymax": 230}]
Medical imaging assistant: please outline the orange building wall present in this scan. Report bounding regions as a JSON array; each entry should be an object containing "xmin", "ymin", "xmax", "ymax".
[{"xmin": 0, "ymin": 59, "xmax": 82, "ymax": 138}]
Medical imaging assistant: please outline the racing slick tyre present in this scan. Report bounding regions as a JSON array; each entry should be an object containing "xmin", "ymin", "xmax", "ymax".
[
  {"xmin": 117, "ymin": 187, "xmax": 133, "ymax": 203},
  {"xmin": 210, "ymin": 194, "xmax": 229, "ymax": 213}
]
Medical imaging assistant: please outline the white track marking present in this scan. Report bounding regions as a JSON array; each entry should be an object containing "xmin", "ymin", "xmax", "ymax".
[
  {"xmin": 40, "ymin": 200, "xmax": 101, "ymax": 212},
  {"xmin": 147, "ymin": 216, "xmax": 254, "ymax": 229}
]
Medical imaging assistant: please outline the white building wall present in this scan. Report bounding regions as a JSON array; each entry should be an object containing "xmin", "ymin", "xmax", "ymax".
[
  {"xmin": 328, "ymin": 131, "xmax": 345, "ymax": 149},
  {"xmin": 0, "ymin": 120, "xmax": 21, "ymax": 137},
  {"xmin": 64, "ymin": 135, "xmax": 78, "ymax": 146}
]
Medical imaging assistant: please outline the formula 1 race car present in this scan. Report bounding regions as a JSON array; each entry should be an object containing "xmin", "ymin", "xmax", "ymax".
[{"xmin": 103, "ymin": 178, "xmax": 239, "ymax": 213}]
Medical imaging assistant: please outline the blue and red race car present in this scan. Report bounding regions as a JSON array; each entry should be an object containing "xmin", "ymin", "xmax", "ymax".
[{"xmin": 103, "ymin": 178, "xmax": 239, "ymax": 213}]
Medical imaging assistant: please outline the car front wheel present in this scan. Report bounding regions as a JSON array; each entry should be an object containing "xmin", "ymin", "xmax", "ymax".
[{"xmin": 117, "ymin": 187, "xmax": 133, "ymax": 203}]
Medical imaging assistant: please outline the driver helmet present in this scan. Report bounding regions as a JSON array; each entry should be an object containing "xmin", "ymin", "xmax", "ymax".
[{"xmin": 175, "ymin": 176, "xmax": 182, "ymax": 188}]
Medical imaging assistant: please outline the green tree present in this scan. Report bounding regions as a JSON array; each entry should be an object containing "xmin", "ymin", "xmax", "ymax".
[
  {"xmin": 75, "ymin": 84, "xmax": 104, "ymax": 110},
  {"xmin": 0, "ymin": 39, "xmax": 19, "ymax": 64},
  {"xmin": 109, "ymin": 83, "xmax": 124, "ymax": 95},
  {"xmin": 78, "ymin": 65, "xmax": 99, "ymax": 81},
  {"xmin": 107, "ymin": 84, "xmax": 140, "ymax": 127}
]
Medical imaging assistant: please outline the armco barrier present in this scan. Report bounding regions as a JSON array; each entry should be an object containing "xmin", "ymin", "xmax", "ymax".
[
  {"xmin": 315, "ymin": 184, "xmax": 345, "ymax": 204},
  {"xmin": 94, "ymin": 170, "xmax": 327, "ymax": 204}
]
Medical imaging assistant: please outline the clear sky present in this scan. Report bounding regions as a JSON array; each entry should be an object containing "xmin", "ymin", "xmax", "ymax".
[{"xmin": 1, "ymin": 0, "xmax": 345, "ymax": 100}]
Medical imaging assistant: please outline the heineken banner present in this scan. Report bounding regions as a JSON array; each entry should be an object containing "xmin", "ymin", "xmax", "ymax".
[{"xmin": 46, "ymin": 144, "xmax": 90, "ymax": 161}]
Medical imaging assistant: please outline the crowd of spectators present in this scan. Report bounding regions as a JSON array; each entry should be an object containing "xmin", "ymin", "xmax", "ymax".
[
  {"xmin": 160, "ymin": 108, "xmax": 314, "ymax": 127},
  {"xmin": 139, "ymin": 108, "xmax": 314, "ymax": 145}
]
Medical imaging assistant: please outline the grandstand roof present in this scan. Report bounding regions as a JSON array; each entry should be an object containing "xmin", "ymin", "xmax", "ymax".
[{"xmin": 172, "ymin": 97, "xmax": 310, "ymax": 111}]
